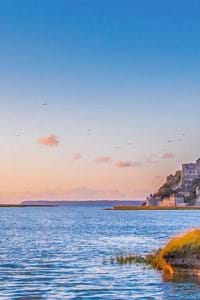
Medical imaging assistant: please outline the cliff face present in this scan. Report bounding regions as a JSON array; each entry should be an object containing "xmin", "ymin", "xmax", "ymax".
[{"xmin": 154, "ymin": 170, "xmax": 182, "ymax": 198}]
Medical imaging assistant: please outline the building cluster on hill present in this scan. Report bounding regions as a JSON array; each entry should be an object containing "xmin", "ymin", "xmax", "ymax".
[{"xmin": 146, "ymin": 158, "xmax": 200, "ymax": 207}]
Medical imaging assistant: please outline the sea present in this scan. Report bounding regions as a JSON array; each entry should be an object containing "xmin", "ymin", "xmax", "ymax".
[{"xmin": 0, "ymin": 204, "xmax": 200, "ymax": 299}]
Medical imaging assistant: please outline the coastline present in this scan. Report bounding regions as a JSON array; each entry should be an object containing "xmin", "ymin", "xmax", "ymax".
[
  {"xmin": 0, "ymin": 204, "xmax": 58, "ymax": 208},
  {"xmin": 106, "ymin": 206, "xmax": 200, "ymax": 211}
]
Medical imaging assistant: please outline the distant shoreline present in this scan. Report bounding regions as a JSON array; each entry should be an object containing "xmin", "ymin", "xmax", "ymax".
[
  {"xmin": 0, "ymin": 200, "xmax": 143, "ymax": 208},
  {"xmin": 1, "ymin": 204, "xmax": 200, "ymax": 210},
  {"xmin": 106, "ymin": 206, "xmax": 200, "ymax": 211},
  {"xmin": 0, "ymin": 204, "xmax": 58, "ymax": 208}
]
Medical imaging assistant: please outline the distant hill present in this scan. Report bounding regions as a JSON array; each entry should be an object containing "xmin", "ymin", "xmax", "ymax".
[{"xmin": 20, "ymin": 200, "xmax": 143, "ymax": 207}]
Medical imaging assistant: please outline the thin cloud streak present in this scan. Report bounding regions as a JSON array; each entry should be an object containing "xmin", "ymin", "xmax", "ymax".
[
  {"xmin": 95, "ymin": 156, "xmax": 113, "ymax": 163},
  {"xmin": 115, "ymin": 161, "xmax": 142, "ymax": 168},
  {"xmin": 161, "ymin": 152, "xmax": 174, "ymax": 159}
]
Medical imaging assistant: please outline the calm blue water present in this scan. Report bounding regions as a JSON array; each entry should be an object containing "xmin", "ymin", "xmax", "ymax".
[{"xmin": 0, "ymin": 206, "xmax": 200, "ymax": 299}]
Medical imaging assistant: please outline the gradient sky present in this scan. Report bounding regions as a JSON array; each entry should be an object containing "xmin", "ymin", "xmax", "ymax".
[{"xmin": 0, "ymin": 0, "xmax": 200, "ymax": 202}]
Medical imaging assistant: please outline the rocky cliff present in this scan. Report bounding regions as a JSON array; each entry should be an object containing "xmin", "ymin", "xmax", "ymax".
[
  {"xmin": 154, "ymin": 170, "xmax": 182, "ymax": 198},
  {"xmin": 153, "ymin": 170, "xmax": 200, "ymax": 205}
]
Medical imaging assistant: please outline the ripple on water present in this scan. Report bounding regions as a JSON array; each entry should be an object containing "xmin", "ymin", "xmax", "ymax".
[{"xmin": 0, "ymin": 207, "xmax": 200, "ymax": 299}]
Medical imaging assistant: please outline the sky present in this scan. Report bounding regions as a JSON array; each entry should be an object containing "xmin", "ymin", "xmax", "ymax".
[{"xmin": 0, "ymin": 0, "xmax": 200, "ymax": 203}]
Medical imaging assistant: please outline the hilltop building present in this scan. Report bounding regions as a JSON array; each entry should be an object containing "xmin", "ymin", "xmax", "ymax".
[
  {"xmin": 146, "ymin": 158, "xmax": 200, "ymax": 207},
  {"xmin": 182, "ymin": 159, "xmax": 200, "ymax": 192}
]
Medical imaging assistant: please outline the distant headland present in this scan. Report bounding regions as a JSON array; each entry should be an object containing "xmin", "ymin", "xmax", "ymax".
[{"xmin": 19, "ymin": 200, "xmax": 142, "ymax": 207}]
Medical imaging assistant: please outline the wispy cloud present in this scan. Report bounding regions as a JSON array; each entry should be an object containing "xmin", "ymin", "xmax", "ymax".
[
  {"xmin": 161, "ymin": 152, "xmax": 174, "ymax": 159},
  {"xmin": 37, "ymin": 134, "xmax": 59, "ymax": 147},
  {"xmin": 115, "ymin": 161, "xmax": 142, "ymax": 168},
  {"xmin": 95, "ymin": 156, "xmax": 113, "ymax": 163},
  {"xmin": 73, "ymin": 152, "xmax": 82, "ymax": 160}
]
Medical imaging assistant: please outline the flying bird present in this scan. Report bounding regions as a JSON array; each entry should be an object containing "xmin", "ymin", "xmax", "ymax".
[
  {"xmin": 168, "ymin": 136, "xmax": 184, "ymax": 144},
  {"xmin": 168, "ymin": 139, "xmax": 174, "ymax": 143}
]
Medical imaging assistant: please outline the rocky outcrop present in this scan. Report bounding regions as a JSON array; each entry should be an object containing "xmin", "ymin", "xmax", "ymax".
[
  {"xmin": 165, "ymin": 254, "xmax": 200, "ymax": 276},
  {"xmin": 154, "ymin": 170, "xmax": 182, "ymax": 198},
  {"xmin": 116, "ymin": 229, "xmax": 200, "ymax": 278}
]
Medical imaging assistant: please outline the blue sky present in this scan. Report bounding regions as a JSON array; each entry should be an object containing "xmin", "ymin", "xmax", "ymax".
[{"xmin": 0, "ymin": 0, "xmax": 200, "ymax": 202}]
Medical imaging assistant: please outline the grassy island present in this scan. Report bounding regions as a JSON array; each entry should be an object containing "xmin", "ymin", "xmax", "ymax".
[
  {"xmin": 107, "ymin": 206, "xmax": 200, "ymax": 210},
  {"xmin": 116, "ymin": 229, "xmax": 200, "ymax": 277}
]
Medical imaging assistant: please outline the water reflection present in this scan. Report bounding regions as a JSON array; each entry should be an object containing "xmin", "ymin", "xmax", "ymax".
[{"xmin": 0, "ymin": 207, "xmax": 199, "ymax": 299}]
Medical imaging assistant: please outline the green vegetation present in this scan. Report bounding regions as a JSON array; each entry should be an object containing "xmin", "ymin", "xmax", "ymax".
[
  {"xmin": 115, "ymin": 229, "xmax": 200, "ymax": 274},
  {"xmin": 116, "ymin": 254, "xmax": 146, "ymax": 264},
  {"xmin": 108, "ymin": 206, "xmax": 200, "ymax": 210},
  {"xmin": 162, "ymin": 229, "xmax": 200, "ymax": 258},
  {"xmin": 115, "ymin": 251, "xmax": 172, "ymax": 273}
]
